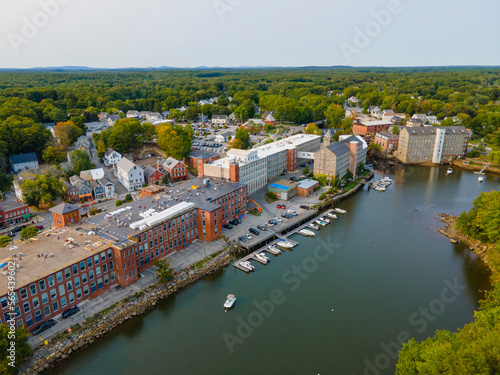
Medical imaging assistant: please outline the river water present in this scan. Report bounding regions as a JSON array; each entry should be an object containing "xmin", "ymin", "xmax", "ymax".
[{"xmin": 51, "ymin": 166, "xmax": 498, "ymax": 375}]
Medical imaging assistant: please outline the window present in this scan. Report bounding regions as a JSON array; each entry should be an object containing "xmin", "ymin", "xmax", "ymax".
[
  {"xmin": 103, "ymin": 263, "xmax": 107, "ymax": 273},
  {"xmin": 52, "ymin": 301, "xmax": 59, "ymax": 312},
  {"xmin": 89, "ymin": 270, "xmax": 94, "ymax": 280},
  {"xmin": 41, "ymin": 293, "xmax": 48, "ymax": 305},
  {"xmin": 35, "ymin": 310, "xmax": 42, "ymax": 323},
  {"xmin": 72, "ymin": 265, "xmax": 78, "ymax": 275},
  {"xmin": 94, "ymin": 255, "xmax": 100, "ymax": 265},
  {"xmin": 96, "ymin": 267, "xmax": 101, "ymax": 277},
  {"xmin": 29, "ymin": 284, "xmax": 37, "ymax": 296},
  {"xmin": 111, "ymin": 272, "xmax": 115, "ymax": 281},
  {"xmin": 82, "ymin": 273, "xmax": 88, "ymax": 284},
  {"xmin": 58, "ymin": 285, "xmax": 65, "ymax": 296},
  {"xmin": 23, "ymin": 302, "xmax": 30, "ymax": 313},
  {"xmin": 66, "ymin": 281, "xmax": 73, "ymax": 292},
  {"xmin": 83, "ymin": 285, "xmax": 89, "ymax": 296},
  {"xmin": 90, "ymin": 282, "xmax": 96, "ymax": 293},
  {"xmin": 32, "ymin": 297, "xmax": 39, "ymax": 309},
  {"xmin": 65, "ymin": 268, "xmax": 71, "ymax": 279},
  {"xmin": 68, "ymin": 293, "xmax": 75, "ymax": 304},
  {"xmin": 101, "ymin": 252, "xmax": 106, "ymax": 262},
  {"xmin": 20, "ymin": 288, "xmax": 27, "ymax": 300},
  {"xmin": 74, "ymin": 277, "xmax": 80, "ymax": 288},
  {"xmin": 87, "ymin": 258, "xmax": 93, "ymax": 268},
  {"xmin": 43, "ymin": 305, "xmax": 50, "ymax": 317},
  {"xmin": 109, "ymin": 261, "xmax": 114, "ymax": 270},
  {"xmin": 107, "ymin": 249, "xmax": 112, "ymax": 259},
  {"xmin": 80, "ymin": 261, "xmax": 86, "ymax": 271},
  {"xmin": 97, "ymin": 278, "xmax": 103, "ymax": 289},
  {"xmin": 60, "ymin": 297, "xmax": 67, "ymax": 308},
  {"xmin": 56, "ymin": 272, "xmax": 63, "ymax": 283},
  {"xmin": 76, "ymin": 289, "xmax": 82, "ymax": 299},
  {"xmin": 0, "ymin": 297, "xmax": 7, "ymax": 309},
  {"xmin": 39, "ymin": 279, "xmax": 46, "ymax": 291}
]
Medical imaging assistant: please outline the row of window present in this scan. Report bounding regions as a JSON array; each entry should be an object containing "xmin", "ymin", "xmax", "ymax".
[{"xmin": 1, "ymin": 207, "xmax": 29, "ymax": 219}]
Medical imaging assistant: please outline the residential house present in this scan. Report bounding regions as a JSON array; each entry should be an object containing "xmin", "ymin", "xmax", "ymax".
[
  {"xmin": 406, "ymin": 118, "xmax": 425, "ymax": 128},
  {"xmin": 374, "ymin": 131, "xmax": 399, "ymax": 151},
  {"xmin": 90, "ymin": 181, "xmax": 105, "ymax": 199},
  {"xmin": 144, "ymin": 165, "xmax": 165, "ymax": 185},
  {"xmin": 60, "ymin": 178, "xmax": 79, "ymax": 203},
  {"xmin": 116, "ymin": 158, "xmax": 144, "ymax": 191},
  {"xmin": 126, "ymin": 110, "xmax": 140, "ymax": 119},
  {"xmin": 12, "ymin": 169, "xmax": 38, "ymax": 202},
  {"xmin": 412, "ymin": 113, "xmax": 428, "ymax": 124},
  {"xmin": 344, "ymin": 106, "xmax": 363, "ymax": 118},
  {"xmin": 263, "ymin": 113, "xmax": 276, "ymax": 126},
  {"xmin": 107, "ymin": 115, "xmax": 121, "ymax": 126},
  {"xmin": 146, "ymin": 112, "xmax": 162, "ymax": 122},
  {"xmin": 104, "ymin": 148, "xmax": 122, "ymax": 166},
  {"xmin": 69, "ymin": 176, "xmax": 93, "ymax": 201},
  {"xmin": 212, "ymin": 114, "xmax": 228, "ymax": 125},
  {"xmin": 80, "ymin": 168, "xmax": 105, "ymax": 182},
  {"xmin": 9, "ymin": 152, "xmax": 39, "ymax": 173},
  {"xmin": 157, "ymin": 157, "xmax": 188, "ymax": 182},
  {"xmin": 215, "ymin": 131, "xmax": 233, "ymax": 143},
  {"xmin": 427, "ymin": 115, "xmax": 438, "ymax": 125},
  {"xmin": 99, "ymin": 178, "xmax": 115, "ymax": 198},
  {"xmin": 197, "ymin": 115, "xmax": 209, "ymax": 123},
  {"xmin": 369, "ymin": 106, "xmax": 382, "ymax": 118},
  {"xmin": 347, "ymin": 96, "xmax": 360, "ymax": 105}
]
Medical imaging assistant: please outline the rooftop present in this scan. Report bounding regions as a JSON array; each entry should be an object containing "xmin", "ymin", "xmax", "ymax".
[
  {"xmin": 189, "ymin": 150, "xmax": 219, "ymax": 160},
  {"xmin": 297, "ymin": 179, "xmax": 319, "ymax": 189},
  {"xmin": 9, "ymin": 152, "xmax": 38, "ymax": 165},
  {"xmin": 0, "ymin": 222, "xmax": 118, "ymax": 294},
  {"xmin": 0, "ymin": 199, "xmax": 28, "ymax": 212},
  {"xmin": 50, "ymin": 203, "xmax": 80, "ymax": 215},
  {"xmin": 358, "ymin": 120, "xmax": 393, "ymax": 126}
]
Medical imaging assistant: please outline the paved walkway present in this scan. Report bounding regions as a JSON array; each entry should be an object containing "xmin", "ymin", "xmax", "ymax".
[{"xmin": 28, "ymin": 239, "xmax": 226, "ymax": 347}]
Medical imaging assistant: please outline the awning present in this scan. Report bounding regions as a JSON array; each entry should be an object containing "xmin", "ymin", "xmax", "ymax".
[{"xmin": 22, "ymin": 213, "xmax": 31, "ymax": 219}]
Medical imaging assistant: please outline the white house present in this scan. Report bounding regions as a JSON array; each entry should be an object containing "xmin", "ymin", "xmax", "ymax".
[
  {"xmin": 146, "ymin": 112, "xmax": 162, "ymax": 122},
  {"xmin": 347, "ymin": 96, "xmax": 360, "ymax": 105},
  {"xmin": 99, "ymin": 178, "xmax": 115, "ymax": 198},
  {"xmin": 212, "ymin": 114, "xmax": 228, "ymax": 125},
  {"xmin": 116, "ymin": 158, "xmax": 144, "ymax": 191},
  {"xmin": 104, "ymin": 148, "xmax": 122, "ymax": 166},
  {"xmin": 369, "ymin": 106, "xmax": 382, "ymax": 118},
  {"xmin": 427, "ymin": 115, "xmax": 438, "ymax": 125},
  {"xmin": 9, "ymin": 152, "xmax": 39, "ymax": 173},
  {"xmin": 127, "ymin": 110, "xmax": 140, "ymax": 119},
  {"xmin": 412, "ymin": 113, "xmax": 428, "ymax": 123}
]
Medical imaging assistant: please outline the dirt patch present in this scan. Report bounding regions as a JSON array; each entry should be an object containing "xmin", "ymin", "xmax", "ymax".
[{"xmin": 368, "ymin": 154, "xmax": 404, "ymax": 172}]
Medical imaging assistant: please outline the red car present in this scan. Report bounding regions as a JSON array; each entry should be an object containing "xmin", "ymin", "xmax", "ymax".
[{"xmin": 277, "ymin": 204, "xmax": 286, "ymax": 209}]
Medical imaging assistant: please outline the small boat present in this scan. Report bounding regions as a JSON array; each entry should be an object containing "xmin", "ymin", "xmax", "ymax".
[
  {"xmin": 255, "ymin": 252, "xmax": 269, "ymax": 264},
  {"xmin": 478, "ymin": 176, "xmax": 484, "ymax": 182},
  {"xmin": 299, "ymin": 229, "xmax": 315, "ymax": 237},
  {"xmin": 224, "ymin": 294, "xmax": 236, "ymax": 309},
  {"xmin": 319, "ymin": 217, "xmax": 331, "ymax": 224},
  {"xmin": 333, "ymin": 208, "xmax": 347, "ymax": 214},
  {"xmin": 382, "ymin": 176, "xmax": 393, "ymax": 183},
  {"xmin": 277, "ymin": 240, "xmax": 295, "ymax": 249},
  {"xmin": 326, "ymin": 212, "xmax": 338, "ymax": 219},
  {"xmin": 446, "ymin": 168, "xmax": 453, "ymax": 175},
  {"xmin": 267, "ymin": 245, "xmax": 281, "ymax": 255},
  {"xmin": 239, "ymin": 261, "xmax": 254, "ymax": 271},
  {"xmin": 308, "ymin": 223, "xmax": 320, "ymax": 230},
  {"xmin": 316, "ymin": 220, "xmax": 327, "ymax": 226},
  {"xmin": 374, "ymin": 186, "xmax": 386, "ymax": 192}
]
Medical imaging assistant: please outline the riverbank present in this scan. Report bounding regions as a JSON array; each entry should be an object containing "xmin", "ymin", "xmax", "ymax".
[
  {"xmin": 437, "ymin": 213, "xmax": 497, "ymax": 282},
  {"xmin": 20, "ymin": 250, "xmax": 234, "ymax": 375},
  {"xmin": 452, "ymin": 159, "xmax": 500, "ymax": 175}
]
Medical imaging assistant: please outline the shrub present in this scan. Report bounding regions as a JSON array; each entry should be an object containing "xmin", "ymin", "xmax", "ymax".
[
  {"xmin": 116, "ymin": 199, "xmax": 123, "ymax": 207},
  {"xmin": 124, "ymin": 193, "xmax": 133, "ymax": 203}
]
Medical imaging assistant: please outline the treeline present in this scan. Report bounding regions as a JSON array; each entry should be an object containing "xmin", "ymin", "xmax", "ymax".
[{"xmin": 397, "ymin": 190, "xmax": 500, "ymax": 374}]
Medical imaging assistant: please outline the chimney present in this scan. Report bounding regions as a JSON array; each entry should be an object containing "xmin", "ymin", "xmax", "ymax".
[
  {"xmin": 348, "ymin": 141, "xmax": 359, "ymax": 176},
  {"xmin": 229, "ymin": 162, "xmax": 240, "ymax": 182}
]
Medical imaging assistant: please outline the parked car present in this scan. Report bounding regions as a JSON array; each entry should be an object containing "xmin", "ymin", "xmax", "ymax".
[
  {"xmin": 34, "ymin": 225, "xmax": 44, "ymax": 230},
  {"xmin": 32, "ymin": 319, "xmax": 56, "ymax": 335},
  {"xmin": 223, "ymin": 224, "xmax": 233, "ymax": 229},
  {"xmin": 277, "ymin": 204, "xmax": 286, "ymax": 209},
  {"xmin": 244, "ymin": 233, "xmax": 252, "ymax": 240},
  {"xmin": 249, "ymin": 228, "xmax": 259, "ymax": 235},
  {"xmin": 300, "ymin": 205, "xmax": 310, "ymax": 210},
  {"xmin": 62, "ymin": 305, "xmax": 80, "ymax": 319},
  {"xmin": 300, "ymin": 164, "xmax": 307, "ymax": 167},
  {"xmin": 289, "ymin": 177, "xmax": 298, "ymax": 181},
  {"xmin": 281, "ymin": 213, "xmax": 288, "ymax": 218},
  {"xmin": 229, "ymin": 219, "xmax": 239, "ymax": 225},
  {"xmin": 238, "ymin": 236, "xmax": 246, "ymax": 242},
  {"xmin": 257, "ymin": 225, "xmax": 266, "ymax": 231}
]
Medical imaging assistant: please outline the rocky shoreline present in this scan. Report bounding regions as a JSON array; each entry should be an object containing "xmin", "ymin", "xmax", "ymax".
[
  {"xmin": 20, "ymin": 251, "xmax": 233, "ymax": 375},
  {"xmin": 437, "ymin": 213, "xmax": 495, "ymax": 280}
]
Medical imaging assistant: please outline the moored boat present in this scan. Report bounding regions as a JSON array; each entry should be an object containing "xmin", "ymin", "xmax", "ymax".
[
  {"xmin": 277, "ymin": 239, "xmax": 295, "ymax": 249},
  {"xmin": 308, "ymin": 223, "xmax": 319, "ymax": 230},
  {"xmin": 267, "ymin": 245, "xmax": 281, "ymax": 254},
  {"xmin": 446, "ymin": 168, "xmax": 453, "ymax": 175},
  {"xmin": 333, "ymin": 208, "xmax": 347, "ymax": 214},
  {"xmin": 316, "ymin": 220, "xmax": 327, "ymax": 226},
  {"xmin": 224, "ymin": 294, "xmax": 236, "ymax": 309},
  {"xmin": 319, "ymin": 217, "xmax": 330, "ymax": 224},
  {"xmin": 298, "ymin": 229, "xmax": 315, "ymax": 237},
  {"xmin": 239, "ymin": 261, "xmax": 254, "ymax": 271},
  {"xmin": 478, "ymin": 176, "xmax": 484, "ymax": 182},
  {"xmin": 326, "ymin": 212, "xmax": 337, "ymax": 219},
  {"xmin": 255, "ymin": 252, "xmax": 270, "ymax": 264}
]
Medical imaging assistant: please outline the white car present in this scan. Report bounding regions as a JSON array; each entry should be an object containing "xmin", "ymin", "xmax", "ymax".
[{"xmin": 245, "ymin": 233, "xmax": 252, "ymax": 240}]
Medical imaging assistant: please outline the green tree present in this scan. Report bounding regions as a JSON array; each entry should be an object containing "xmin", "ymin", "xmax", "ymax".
[
  {"xmin": 54, "ymin": 121, "xmax": 83, "ymax": 151},
  {"xmin": 230, "ymin": 127, "xmax": 251, "ymax": 150},
  {"xmin": 0, "ymin": 235, "xmax": 12, "ymax": 247},
  {"xmin": 42, "ymin": 146, "xmax": 64, "ymax": 164},
  {"xmin": 154, "ymin": 259, "xmax": 174, "ymax": 284},
  {"xmin": 303, "ymin": 166, "xmax": 310, "ymax": 175},
  {"xmin": 325, "ymin": 104, "xmax": 345, "ymax": 127},
  {"xmin": 21, "ymin": 173, "xmax": 63, "ymax": 208},
  {"xmin": 115, "ymin": 199, "xmax": 123, "ymax": 207},
  {"xmin": 70, "ymin": 150, "xmax": 94, "ymax": 175},
  {"xmin": 96, "ymin": 140, "xmax": 106, "ymax": 158},
  {"xmin": 368, "ymin": 142, "xmax": 382, "ymax": 154},
  {"xmin": 392, "ymin": 126, "xmax": 400, "ymax": 135},
  {"xmin": 20, "ymin": 225, "xmax": 38, "ymax": 240},
  {"xmin": 157, "ymin": 124, "xmax": 192, "ymax": 159},
  {"xmin": 0, "ymin": 324, "xmax": 32, "ymax": 375},
  {"xmin": 305, "ymin": 123, "xmax": 322, "ymax": 135},
  {"xmin": 124, "ymin": 193, "xmax": 133, "ymax": 203}
]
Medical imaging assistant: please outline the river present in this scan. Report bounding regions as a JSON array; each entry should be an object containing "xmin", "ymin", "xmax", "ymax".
[{"xmin": 51, "ymin": 166, "xmax": 498, "ymax": 375}]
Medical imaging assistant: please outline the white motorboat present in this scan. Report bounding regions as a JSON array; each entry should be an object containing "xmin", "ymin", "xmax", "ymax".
[
  {"xmin": 267, "ymin": 245, "xmax": 281, "ymax": 254},
  {"xmin": 298, "ymin": 229, "xmax": 315, "ymax": 237},
  {"xmin": 224, "ymin": 294, "xmax": 236, "ymax": 309},
  {"xmin": 316, "ymin": 220, "xmax": 327, "ymax": 226},
  {"xmin": 277, "ymin": 240, "xmax": 295, "ymax": 249},
  {"xmin": 333, "ymin": 208, "xmax": 347, "ymax": 214},
  {"xmin": 446, "ymin": 168, "xmax": 453, "ymax": 175},
  {"xmin": 308, "ymin": 223, "xmax": 320, "ymax": 230},
  {"xmin": 478, "ymin": 176, "xmax": 484, "ymax": 182},
  {"xmin": 326, "ymin": 212, "xmax": 338, "ymax": 219},
  {"xmin": 374, "ymin": 186, "xmax": 386, "ymax": 192},
  {"xmin": 382, "ymin": 177, "xmax": 393, "ymax": 183},
  {"xmin": 239, "ymin": 261, "xmax": 254, "ymax": 271},
  {"xmin": 255, "ymin": 252, "xmax": 270, "ymax": 264},
  {"xmin": 319, "ymin": 217, "xmax": 331, "ymax": 224}
]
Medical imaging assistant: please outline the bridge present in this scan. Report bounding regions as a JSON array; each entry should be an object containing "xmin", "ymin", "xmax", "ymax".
[{"xmin": 297, "ymin": 151, "xmax": 315, "ymax": 160}]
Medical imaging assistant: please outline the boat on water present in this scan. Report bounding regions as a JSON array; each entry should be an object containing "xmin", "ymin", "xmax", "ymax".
[
  {"xmin": 478, "ymin": 176, "xmax": 484, "ymax": 182},
  {"xmin": 308, "ymin": 223, "xmax": 320, "ymax": 230},
  {"xmin": 326, "ymin": 212, "xmax": 338, "ymax": 219},
  {"xmin": 382, "ymin": 176, "xmax": 393, "ymax": 183},
  {"xmin": 374, "ymin": 185, "xmax": 386, "ymax": 192},
  {"xmin": 446, "ymin": 168, "xmax": 453, "ymax": 175},
  {"xmin": 298, "ymin": 229, "xmax": 315, "ymax": 237},
  {"xmin": 319, "ymin": 217, "xmax": 330, "ymax": 224},
  {"xmin": 316, "ymin": 220, "xmax": 327, "ymax": 226},
  {"xmin": 255, "ymin": 252, "xmax": 270, "ymax": 264},
  {"xmin": 267, "ymin": 245, "xmax": 281, "ymax": 254},
  {"xmin": 224, "ymin": 294, "xmax": 236, "ymax": 309},
  {"xmin": 239, "ymin": 261, "xmax": 254, "ymax": 271},
  {"xmin": 333, "ymin": 208, "xmax": 347, "ymax": 214},
  {"xmin": 277, "ymin": 239, "xmax": 295, "ymax": 249}
]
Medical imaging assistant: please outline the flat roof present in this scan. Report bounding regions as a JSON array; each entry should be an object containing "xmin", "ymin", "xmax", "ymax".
[
  {"xmin": 358, "ymin": 120, "xmax": 393, "ymax": 126},
  {"xmin": 0, "ymin": 223, "xmax": 118, "ymax": 295},
  {"xmin": 297, "ymin": 179, "xmax": 319, "ymax": 189}
]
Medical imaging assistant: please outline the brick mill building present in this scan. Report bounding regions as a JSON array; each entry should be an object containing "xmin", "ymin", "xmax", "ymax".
[
  {"xmin": 0, "ymin": 178, "xmax": 247, "ymax": 331},
  {"xmin": 189, "ymin": 150, "xmax": 221, "ymax": 177},
  {"xmin": 374, "ymin": 131, "xmax": 399, "ymax": 151},
  {"xmin": 352, "ymin": 120, "xmax": 392, "ymax": 135}
]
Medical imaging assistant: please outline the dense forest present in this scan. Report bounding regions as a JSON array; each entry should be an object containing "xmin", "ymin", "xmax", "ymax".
[
  {"xmin": 0, "ymin": 67, "xmax": 500, "ymax": 166},
  {"xmin": 397, "ymin": 191, "xmax": 500, "ymax": 374}
]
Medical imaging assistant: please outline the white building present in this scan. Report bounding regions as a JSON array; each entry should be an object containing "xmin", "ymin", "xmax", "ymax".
[
  {"xmin": 116, "ymin": 158, "xmax": 144, "ymax": 191},
  {"xmin": 212, "ymin": 114, "xmax": 228, "ymax": 125},
  {"xmin": 9, "ymin": 152, "xmax": 39, "ymax": 173},
  {"xmin": 215, "ymin": 132, "xmax": 233, "ymax": 143},
  {"xmin": 104, "ymin": 148, "xmax": 122, "ymax": 166}
]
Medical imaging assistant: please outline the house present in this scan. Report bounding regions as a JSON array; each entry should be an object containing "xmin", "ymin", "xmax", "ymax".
[
  {"xmin": 144, "ymin": 165, "xmax": 165, "ymax": 185},
  {"xmin": 80, "ymin": 168, "xmax": 105, "ymax": 182},
  {"xmin": 406, "ymin": 118, "xmax": 425, "ymax": 128},
  {"xmin": 116, "ymin": 158, "xmax": 144, "ymax": 191},
  {"xmin": 157, "ymin": 157, "xmax": 188, "ymax": 182},
  {"xmin": 344, "ymin": 106, "xmax": 363, "ymax": 118},
  {"xmin": 146, "ymin": 112, "xmax": 162, "ymax": 122},
  {"xmin": 263, "ymin": 113, "xmax": 276, "ymax": 126},
  {"xmin": 352, "ymin": 120, "xmax": 392, "ymax": 135},
  {"xmin": 69, "ymin": 176, "xmax": 93, "ymax": 201},
  {"xmin": 229, "ymin": 113, "xmax": 236, "ymax": 122},
  {"xmin": 374, "ymin": 131, "xmax": 399, "ymax": 151},
  {"xmin": 12, "ymin": 170, "xmax": 38, "ymax": 202},
  {"xmin": 427, "ymin": 115, "xmax": 438, "ymax": 125},
  {"xmin": 369, "ymin": 106, "xmax": 382, "ymax": 118},
  {"xmin": 412, "ymin": 114, "xmax": 428, "ymax": 123},
  {"xmin": 108, "ymin": 115, "xmax": 121, "ymax": 126},
  {"xmin": 212, "ymin": 114, "xmax": 228, "ymax": 125},
  {"xmin": 104, "ymin": 148, "xmax": 122, "ymax": 166},
  {"xmin": 215, "ymin": 132, "xmax": 233, "ymax": 143},
  {"xmin": 9, "ymin": 152, "xmax": 39, "ymax": 173},
  {"xmin": 197, "ymin": 115, "xmax": 209, "ymax": 123},
  {"xmin": 127, "ymin": 110, "xmax": 140, "ymax": 119},
  {"xmin": 347, "ymin": 96, "xmax": 360, "ymax": 105},
  {"xmin": 49, "ymin": 203, "xmax": 81, "ymax": 229},
  {"xmin": 90, "ymin": 180, "xmax": 105, "ymax": 199},
  {"xmin": 99, "ymin": 178, "xmax": 115, "ymax": 198},
  {"xmin": 60, "ymin": 178, "xmax": 79, "ymax": 203}
]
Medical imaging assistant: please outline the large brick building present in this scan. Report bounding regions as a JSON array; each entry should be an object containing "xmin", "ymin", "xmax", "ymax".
[
  {"xmin": 374, "ymin": 131, "xmax": 399, "ymax": 151},
  {"xmin": 396, "ymin": 126, "xmax": 469, "ymax": 164},
  {"xmin": 158, "ymin": 157, "xmax": 188, "ymax": 182},
  {"xmin": 0, "ymin": 178, "xmax": 247, "ymax": 332},
  {"xmin": 0, "ymin": 201, "xmax": 31, "ymax": 229},
  {"xmin": 353, "ymin": 120, "xmax": 392, "ymax": 135},
  {"xmin": 189, "ymin": 150, "xmax": 221, "ymax": 177}
]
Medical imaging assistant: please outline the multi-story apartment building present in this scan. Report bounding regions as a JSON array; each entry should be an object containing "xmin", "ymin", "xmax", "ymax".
[
  {"xmin": 0, "ymin": 179, "xmax": 247, "ymax": 332},
  {"xmin": 374, "ymin": 131, "xmax": 399, "ymax": 151},
  {"xmin": 396, "ymin": 126, "xmax": 469, "ymax": 164},
  {"xmin": 203, "ymin": 134, "xmax": 320, "ymax": 194},
  {"xmin": 116, "ymin": 158, "xmax": 144, "ymax": 191}
]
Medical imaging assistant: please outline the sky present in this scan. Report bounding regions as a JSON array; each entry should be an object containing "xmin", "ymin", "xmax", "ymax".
[{"xmin": 0, "ymin": 0, "xmax": 499, "ymax": 69}]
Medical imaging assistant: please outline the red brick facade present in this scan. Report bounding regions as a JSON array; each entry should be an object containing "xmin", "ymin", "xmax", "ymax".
[
  {"xmin": 353, "ymin": 122, "xmax": 391, "ymax": 135},
  {"xmin": 190, "ymin": 154, "xmax": 221, "ymax": 177},
  {"xmin": 286, "ymin": 148, "xmax": 297, "ymax": 172},
  {"xmin": 374, "ymin": 132, "xmax": 399, "ymax": 151},
  {"xmin": 52, "ymin": 210, "xmax": 80, "ymax": 229},
  {"xmin": 0, "ymin": 203, "xmax": 30, "ymax": 229}
]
